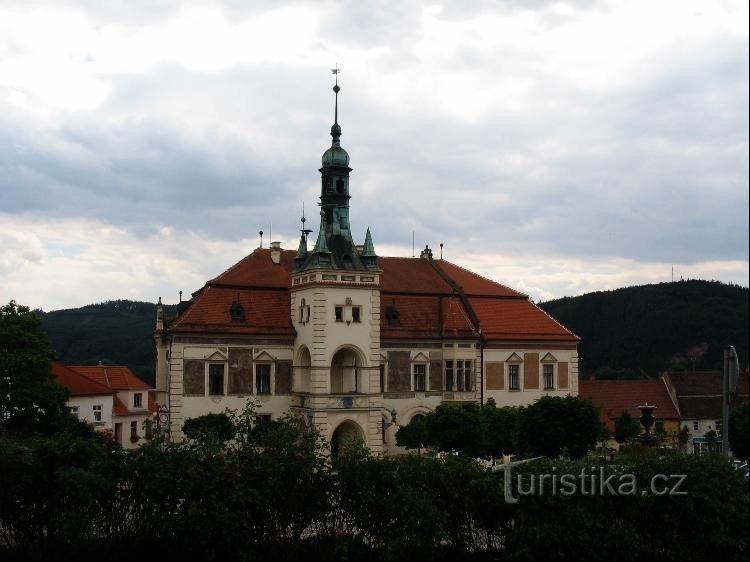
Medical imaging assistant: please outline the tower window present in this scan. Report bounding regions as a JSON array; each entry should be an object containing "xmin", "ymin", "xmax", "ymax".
[
  {"xmin": 335, "ymin": 306, "xmax": 343, "ymax": 322},
  {"xmin": 352, "ymin": 306, "xmax": 361, "ymax": 323},
  {"xmin": 336, "ymin": 178, "xmax": 345, "ymax": 193}
]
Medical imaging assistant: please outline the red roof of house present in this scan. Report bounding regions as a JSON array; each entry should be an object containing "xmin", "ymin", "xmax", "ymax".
[
  {"xmin": 165, "ymin": 248, "xmax": 576, "ymax": 343},
  {"xmin": 69, "ymin": 365, "xmax": 152, "ymax": 391},
  {"xmin": 113, "ymin": 395, "xmax": 130, "ymax": 416},
  {"xmin": 51, "ymin": 361, "xmax": 114, "ymax": 396},
  {"xmin": 578, "ymin": 379, "xmax": 681, "ymax": 430}
]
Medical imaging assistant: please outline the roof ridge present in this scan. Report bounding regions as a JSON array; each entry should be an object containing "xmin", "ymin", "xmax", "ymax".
[
  {"xmin": 437, "ymin": 258, "xmax": 526, "ymax": 297},
  {"xmin": 530, "ymin": 299, "xmax": 578, "ymax": 339},
  {"xmin": 207, "ymin": 248, "xmax": 264, "ymax": 285}
]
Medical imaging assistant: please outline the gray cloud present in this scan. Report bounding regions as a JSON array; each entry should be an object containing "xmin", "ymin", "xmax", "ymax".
[{"xmin": 0, "ymin": 0, "xmax": 746, "ymax": 304}]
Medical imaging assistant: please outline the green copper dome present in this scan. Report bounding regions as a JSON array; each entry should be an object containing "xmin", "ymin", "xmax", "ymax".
[{"xmin": 322, "ymin": 144, "xmax": 350, "ymax": 167}]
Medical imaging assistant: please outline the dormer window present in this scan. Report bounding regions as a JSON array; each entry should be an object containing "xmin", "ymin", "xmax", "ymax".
[
  {"xmin": 230, "ymin": 294, "xmax": 245, "ymax": 323},
  {"xmin": 385, "ymin": 299, "xmax": 401, "ymax": 327}
]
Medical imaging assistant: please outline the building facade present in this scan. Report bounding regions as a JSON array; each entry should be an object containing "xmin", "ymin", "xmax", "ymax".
[
  {"xmin": 53, "ymin": 362, "xmax": 156, "ymax": 450},
  {"xmin": 155, "ymin": 81, "xmax": 580, "ymax": 454}
]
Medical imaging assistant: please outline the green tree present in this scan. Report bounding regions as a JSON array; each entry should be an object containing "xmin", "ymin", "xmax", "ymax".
[
  {"xmin": 729, "ymin": 402, "xmax": 749, "ymax": 460},
  {"xmin": 654, "ymin": 419, "xmax": 667, "ymax": 444},
  {"xmin": 517, "ymin": 395, "xmax": 600, "ymax": 459},
  {"xmin": 705, "ymin": 429, "xmax": 719, "ymax": 452},
  {"xmin": 182, "ymin": 412, "xmax": 235, "ymax": 441},
  {"xmin": 614, "ymin": 410, "xmax": 642, "ymax": 444},
  {"xmin": 0, "ymin": 301, "xmax": 71, "ymax": 435}
]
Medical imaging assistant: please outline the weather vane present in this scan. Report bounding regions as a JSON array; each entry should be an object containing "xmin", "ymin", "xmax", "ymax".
[{"xmin": 331, "ymin": 64, "xmax": 341, "ymax": 124}]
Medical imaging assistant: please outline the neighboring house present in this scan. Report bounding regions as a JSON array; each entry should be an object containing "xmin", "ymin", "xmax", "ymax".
[
  {"xmin": 52, "ymin": 361, "xmax": 115, "ymax": 432},
  {"xmin": 67, "ymin": 364, "xmax": 156, "ymax": 449},
  {"xmin": 578, "ymin": 378, "xmax": 682, "ymax": 448},
  {"xmin": 154, "ymin": 81, "xmax": 581, "ymax": 454},
  {"xmin": 662, "ymin": 370, "xmax": 749, "ymax": 455}
]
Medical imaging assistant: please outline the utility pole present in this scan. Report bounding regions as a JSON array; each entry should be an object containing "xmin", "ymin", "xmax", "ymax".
[{"xmin": 722, "ymin": 346, "xmax": 739, "ymax": 457}]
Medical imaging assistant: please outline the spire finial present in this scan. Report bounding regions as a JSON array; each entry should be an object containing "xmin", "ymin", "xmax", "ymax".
[
  {"xmin": 330, "ymin": 65, "xmax": 342, "ymax": 144},
  {"xmin": 331, "ymin": 64, "xmax": 340, "ymax": 124}
]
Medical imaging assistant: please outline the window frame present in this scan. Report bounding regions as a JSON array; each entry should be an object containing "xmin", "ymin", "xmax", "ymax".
[
  {"xmin": 70, "ymin": 405, "xmax": 80, "ymax": 417},
  {"xmin": 445, "ymin": 360, "xmax": 455, "ymax": 391},
  {"xmin": 92, "ymin": 404, "xmax": 103, "ymax": 422},
  {"xmin": 208, "ymin": 363, "xmax": 226, "ymax": 396},
  {"xmin": 130, "ymin": 420, "xmax": 138, "ymax": 438},
  {"xmin": 133, "ymin": 392, "xmax": 143, "ymax": 408},
  {"xmin": 335, "ymin": 306, "xmax": 343, "ymax": 322},
  {"xmin": 255, "ymin": 363, "xmax": 272, "ymax": 395},
  {"xmin": 413, "ymin": 363, "xmax": 427, "ymax": 392},
  {"xmin": 543, "ymin": 363, "xmax": 555, "ymax": 390},
  {"xmin": 456, "ymin": 360, "xmax": 472, "ymax": 391},
  {"xmin": 351, "ymin": 306, "xmax": 361, "ymax": 323},
  {"xmin": 508, "ymin": 364, "xmax": 521, "ymax": 391},
  {"xmin": 692, "ymin": 421, "xmax": 699, "ymax": 431}
]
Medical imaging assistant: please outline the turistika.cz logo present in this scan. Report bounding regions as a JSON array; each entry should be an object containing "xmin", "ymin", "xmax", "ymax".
[{"xmin": 493, "ymin": 457, "xmax": 688, "ymax": 504}]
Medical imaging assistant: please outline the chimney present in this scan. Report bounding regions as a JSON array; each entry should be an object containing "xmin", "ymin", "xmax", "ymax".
[{"xmin": 270, "ymin": 241, "xmax": 281, "ymax": 264}]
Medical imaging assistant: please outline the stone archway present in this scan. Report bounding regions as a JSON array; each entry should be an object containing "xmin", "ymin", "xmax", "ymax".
[{"xmin": 331, "ymin": 420, "xmax": 364, "ymax": 457}]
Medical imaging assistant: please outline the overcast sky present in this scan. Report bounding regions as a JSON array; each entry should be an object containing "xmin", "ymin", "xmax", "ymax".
[{"xmin": 1, "ymin": 0, "xmax": 748, "ymax": 311}]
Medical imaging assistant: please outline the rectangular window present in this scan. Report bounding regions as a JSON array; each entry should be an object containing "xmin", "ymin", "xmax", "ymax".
[
  {"xmin": 255, "ymin": 414, "xmax": 272, "ymax": 426},
  {"xmin": 130, "ymin": 421, "xmax": 138, "ymax": 438},
  {"xmin": 352, "ymin": 306, "xmax": 361, "ymax": 323},
  {"xmin": 208, "ymin": 364, "xmax": 225, "ymax": 396},
  {"xmin": 543, "ymin": 364, "xmax": 554, "ymax": 389},
  {"xmin": 445, "ymin": 360, "xmax": 454, "ymax": 391},
  {"xmin": 335, "ymin": 306, "xmax": 343, "ymax": 322},
  {"xmin": 456, "ymin": 360, "xmax": 472, "ymax": 391},
  {"xmin": 70, "ymin": 406, "xmax": 80, "ymax": 417},
  {"xmin": 509, "ymin": 365, "xmax": 520, "ymax": 390},
  {"xmin": 256, "ymin": 364, "xmax": 271, "ymax": 394},
  {"xmin": 93, "ymin": 404, "xmax": 102, "ymax": 422},
  {"xmin": 693, "ymin": 421, "xmax": 699, "ymax": 431},
  {"xmin": 414, "ymin": 364, "xmax": 427, "ymax": 391},
  {"xmin": 133, "ymin": 392, "xmax": 143, "ymax": 408},
  {"xmin": 716, "ymin": 421, "xmax": 723, "ymax": 435}
]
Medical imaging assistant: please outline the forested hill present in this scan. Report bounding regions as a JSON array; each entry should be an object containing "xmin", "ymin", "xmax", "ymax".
[
  {"xmin": 39, "ymin": 300, "xmax": 177, "ymax": 386},
  {"xmin": 539, "ymin": 280, "xmax": 748, "ymax": 378},
  {"xmin": 37, "ymin": 281, "xmax": 748, "ymax": 384}
]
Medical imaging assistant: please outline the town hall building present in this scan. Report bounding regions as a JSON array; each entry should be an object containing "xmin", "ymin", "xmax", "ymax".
[{"xmin": 154, "ymin": 78, "xmax": 580, "ymax": 454}]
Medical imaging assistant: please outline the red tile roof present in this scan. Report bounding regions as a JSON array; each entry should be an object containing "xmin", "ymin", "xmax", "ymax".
[
  {"xmin": 167, "ymin": 248, "xmax": 576, "ymax": 343},
  {"xmin": 578, "ymin": 379, "xmax": 681, "ymax": 430},
  {"xmin": 169, "ymin": 286, "xmax": 294, "ymax": 335},
  {"xmin": 51, "ymin": 361, "xmax": 114, "ymax": 396},
  {"xmin": 663, "ymin": 371, "xmax": 749, "ymax": 419},
  {"xmin": 665, "ymin": 371, "xmax": 750, "ymax": 397},
  {"xmin": 113, "ymin": 395, "xmax": 130, "ymax": 416},
  {"xmin": 434, "ymin": 259, "xmax": 526, "ymax": 297},
  {"xmin": 379, "ymin": 257, "xmax": 454, "ymax": 294},
  {"xmin": 69, "ymin": 365, "xmax": 152, "ymax": 391},
  {"xmin": 380, "ymin": 295, "xmax": 476, "ymax": 339},
  {"xmin": 208, "ymin": 249, "xmax": 296, "ymax": 288},
  {"xmin": 469, "ymin": 297, "xmax": 578, "ymax": 341}
]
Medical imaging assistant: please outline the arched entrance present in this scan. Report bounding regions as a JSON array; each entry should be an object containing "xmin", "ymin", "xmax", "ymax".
[
  {"xmin": 331, "ymin": 420, "xmax": 364, "ymax": 457},
  {"xmin": 330, "ymin": 347, "xmax": 363, "ymax": 394}
]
